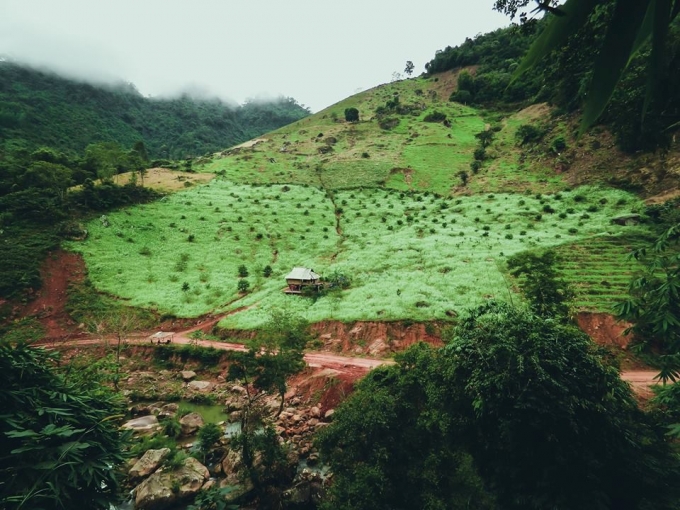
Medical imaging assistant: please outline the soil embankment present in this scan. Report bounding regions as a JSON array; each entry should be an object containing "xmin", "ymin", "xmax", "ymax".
[{"xmin": 24, "ymin": 250, "xmax": 86, "ymax": 338}]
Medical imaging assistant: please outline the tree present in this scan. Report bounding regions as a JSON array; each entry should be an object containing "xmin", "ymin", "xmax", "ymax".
[
  {"xmin": 500, "ymin": 0, "xmax": 680, "ymax": 132},
  {"xmin": 344, "ymin": 107, "xmax": 359, "ymax": 123},
  {"xmin": 197, "ymin": 422, "xmax": 222, "ymax": 463},
  {"xmin": 614, "ymin": 223, "xmax": 680, "ymax": 378},
  {"xmin": 20, "ymin": 161, "xmax": 73, "ymax": 201},
  {"xmin": 457, "ymin": 70, "xmax": 475, "ymax": 93},
  {"xmin": 317, "ymin": 302, "xmax": 680, "ymax": 509},
  {"xmin": 506, "ymin": 249, "xmax": 573, "ymax": 318},
  {"xmin": 474, "ymin": 129, "xmax": 495, "ymax": 147},
  {"xmin": 404, "ymin": 60, "xmax": 415, "ymax": 76},
  {"xmin": 0, "ymin": 341, "xmax": 129, "ymax": 510},
  {"xmin": 130, "ymin": 141, "xmax": 149, "ymax": 186},
  {"xmin": 445, "ymin": 302, "xmax": 680, "ymax": 509},
  {"xmin": 88, "ymin": 311, "xmax": 140, "ymax": 390},
  {"xmin": 316, "ymin": 343, "xmax": 495, "ymax": 510},
  {"xmin": 227, "ymin": 310, "xmax": 310, "ymax": 496},
  {"xmin": 237, "ymin": 279, "xmax": 250, "ymax": 293}
]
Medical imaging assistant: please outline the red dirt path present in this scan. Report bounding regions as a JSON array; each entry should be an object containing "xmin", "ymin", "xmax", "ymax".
[{"xmin": 24, "ymin": 250, "xmax": 86, "ymax": 338}]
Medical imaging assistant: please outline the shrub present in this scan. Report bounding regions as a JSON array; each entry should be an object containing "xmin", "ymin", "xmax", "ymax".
[
  {"xmin": 238, "ymin": 265, "xmax": 249, "ymax": 278},
  {"xmin": 263, "ymin": 265, "xmax": 273, "ymax": 277},
  {"xmin": 449, "ymin": 89, "xmax": 473, "ymax": 103},
  {"xmin": 344, "ymin": 107, "xmax": 359, "ymax": 122},
  {"xmin": 379, "ymin": 117, "xmax": 400, "ymax": 130},
  {"xmin": 162, "ymin": 417, "xmax": 182, "ymax": 438},
  {"xmin": 237, "ymin": 279, "xmax": 250, "ymax": 293},
  {"xmin": 473, "ymin": 148, "xmax": 487, "ymax": 161},
  {"xmin": 515, "ymin": 124, "xmax": 545, "ymax": 145},
  {"xmin": 423, "ymin": 111, "xmax": 447, "ymax": 123},
  {"xmin": 551, "ymin": 136, "xmax": 567, "ymax": 153},
  {"xmin": 197, "ymin": 423, "xmax": 222, "ymax": 453}
]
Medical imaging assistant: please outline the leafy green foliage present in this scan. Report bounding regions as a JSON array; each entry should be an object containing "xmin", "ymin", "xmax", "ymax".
[
  {"xmin": 344, "ymin": 107, "xmax": 359, "ymax": 122},
  {"xmin": 228, "ymin": 309, "xmax": 310, "ymax": 412},
  {"xmin": 237, "ymin": 279, "xmax": 250, "ymax": 293},
  {"xmin": 197, "ymin": 422, "xmax": 222, "ymax": 454},
  {"xmin": 187, "ymin": 485, "xmax": 239, "ymax": 510},
  {"xmin": 507, "ymin": 249, "xmax": 574, "ymax": 318},
  {"xmin": 0, "ymin": 226, "xmax": 58, "ymax": 299},
  {"xmin": 445, "ymin": 302, "xmax": 680, "ymax": 509},
  {"xmin": 615, "ymin": 223, "xmax": 680, "ymax": 362},
  {"xmin": 0, "ymin": 342, "xmax": 129, "ymax": 510},
  {"xmin": 0, "ymin": 61, "xmax": 309, "ymax": 158},
  {"xmin": 506, "ymin": 0, "xmax": 680, "ymax": 136},
  {"xmin": 227, "ymin": 310, "xmax": 309, "ymax": 500},
  {"xmin": 316, "ymin": 343, "xmax": 495, "ymax": 510},
  {"xmin": 426, "ymin": 23, "xmax": 542, "ymax": 105},
  {"xmin": 318, "ymin": 302, "xmax": 680, "ymax": 509},
  {"xmin": 515, "ymin": 123, "xmax": 545, "ymax": 145}
]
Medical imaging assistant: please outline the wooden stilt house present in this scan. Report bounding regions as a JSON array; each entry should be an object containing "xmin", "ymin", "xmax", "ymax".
[{"xmin": 284, "ymin": 267, "xmax": 323, "ymax": 294}]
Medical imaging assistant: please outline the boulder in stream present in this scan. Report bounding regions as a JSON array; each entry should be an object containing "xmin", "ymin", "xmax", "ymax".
[
  {"xmin": 129, "ymin": 448, "xmax": 170, "ymax": 481},
  {"xmin": 134, "ymin": 457, "xmax": 209, "ymax": 509},
  {"xmin": 179, "ymin": 412, "xmax": 205, "ymax": 436}
]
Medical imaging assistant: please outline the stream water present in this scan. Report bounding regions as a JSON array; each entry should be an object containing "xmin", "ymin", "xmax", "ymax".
[{"xmin": 114, "ymin": 401, "xmax": 236, "ymax": 509}]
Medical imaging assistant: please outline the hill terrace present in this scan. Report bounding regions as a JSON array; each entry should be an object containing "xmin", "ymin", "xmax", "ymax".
[{"xmin": 285, "ymin": 267, "xmax": 323, "ymax": 295}]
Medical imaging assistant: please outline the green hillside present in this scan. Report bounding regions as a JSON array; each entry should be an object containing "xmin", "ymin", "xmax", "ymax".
[
  {"xmin": 0, "ymin": 61, "xmax": 309, "ymax": 159},
  {"xmin": 66, "ymin": 72, "xmax": 664, "ymax": 329}
]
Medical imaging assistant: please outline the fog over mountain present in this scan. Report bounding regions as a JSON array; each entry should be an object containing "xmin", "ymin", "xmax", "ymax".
[{"xmin": 0, "ymin": 0, "xmax": 511, "ymax": 111}]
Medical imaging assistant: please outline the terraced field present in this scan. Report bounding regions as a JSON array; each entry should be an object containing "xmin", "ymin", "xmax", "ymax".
[{"xmin": 555, "ymin": 232, "xmax": 651, "ymax": 311}]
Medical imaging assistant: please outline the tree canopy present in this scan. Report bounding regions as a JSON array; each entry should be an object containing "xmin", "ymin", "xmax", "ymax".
[
  {"xmin": 0, "ymin": 61, "xmax": 309, "ymax": 159},
  {"xmin": 318, "ymin": 302, "xmax": 680, "ymax": 509}
]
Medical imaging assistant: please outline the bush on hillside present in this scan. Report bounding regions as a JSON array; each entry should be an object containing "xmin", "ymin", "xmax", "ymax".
[
  {"xmin": 449, "ymin": 89, "xmax": 473, "ymax": 104},
  {"xmin": 379, "ymin": 117, "xmax": 400, "ymax": 130},
  {"xmin": 344, "ymin": 108, "xmax": 359, "ymax": 122},
  {"xmin": 423, "ymin": 111, "xmax": 447, "ymax": 123},
  {"xmin": 515, "ymin": 124, "xmax": 545, "ymax": 145}
]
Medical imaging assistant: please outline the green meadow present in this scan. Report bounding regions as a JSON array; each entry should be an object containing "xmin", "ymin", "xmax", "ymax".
[{"xmin": 68, "ymin": 179, "xmax": 646, "ymax": 329}]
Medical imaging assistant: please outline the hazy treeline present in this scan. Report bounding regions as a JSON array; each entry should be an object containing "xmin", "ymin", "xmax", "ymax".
[{"xmin": 0, "ymin": 61, "xmax": 310, "ymax": 159}]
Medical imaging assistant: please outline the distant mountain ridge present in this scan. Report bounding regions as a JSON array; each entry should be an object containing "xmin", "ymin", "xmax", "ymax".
[{"xmin": 0, "ymin": 61, "xmax": 310, "ymax": 158}]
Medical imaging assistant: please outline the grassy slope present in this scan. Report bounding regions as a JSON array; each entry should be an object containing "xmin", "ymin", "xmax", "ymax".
[{"xmin": 68, "ymin": 72, "xmax": 652, "ymax": 328}]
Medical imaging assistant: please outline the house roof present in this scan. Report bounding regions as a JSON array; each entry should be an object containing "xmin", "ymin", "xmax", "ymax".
[
  {"xmin": 285, "ymin": 267, "xmax": 321, "ymax": 280},
  {"xmin": 149, "ymin": 331, "xmax": 174, "ymax": 339}
]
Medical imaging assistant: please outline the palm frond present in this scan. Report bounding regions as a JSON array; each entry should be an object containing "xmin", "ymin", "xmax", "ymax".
[{"xmin": 579, "ymin": 0, "xmax": 653, "ymax": 132}]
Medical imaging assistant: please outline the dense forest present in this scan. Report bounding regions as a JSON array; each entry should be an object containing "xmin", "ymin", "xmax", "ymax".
[
  {"xmin": 426, "ymin": 9, "xmax": 680, "ymax": 152},
  {"xmin": 0, "ymin": 61, "xmax": 310, "ymax": 159}
]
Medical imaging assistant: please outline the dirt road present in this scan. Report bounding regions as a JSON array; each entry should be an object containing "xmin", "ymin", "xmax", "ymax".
[{"xmin": 46, "ymin": 333, "xmax": 656, "ymax": 389}]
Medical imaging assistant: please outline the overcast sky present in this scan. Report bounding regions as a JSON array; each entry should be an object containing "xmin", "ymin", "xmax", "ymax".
[{"xmin": 0, "ymin": 0, "xmax": 513, "ymax": 112}]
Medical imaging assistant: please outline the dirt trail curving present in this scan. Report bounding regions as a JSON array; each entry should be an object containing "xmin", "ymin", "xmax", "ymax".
[{"xmin": 44, "ymin": 327, "xmax": 654, "ymax": 392}]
